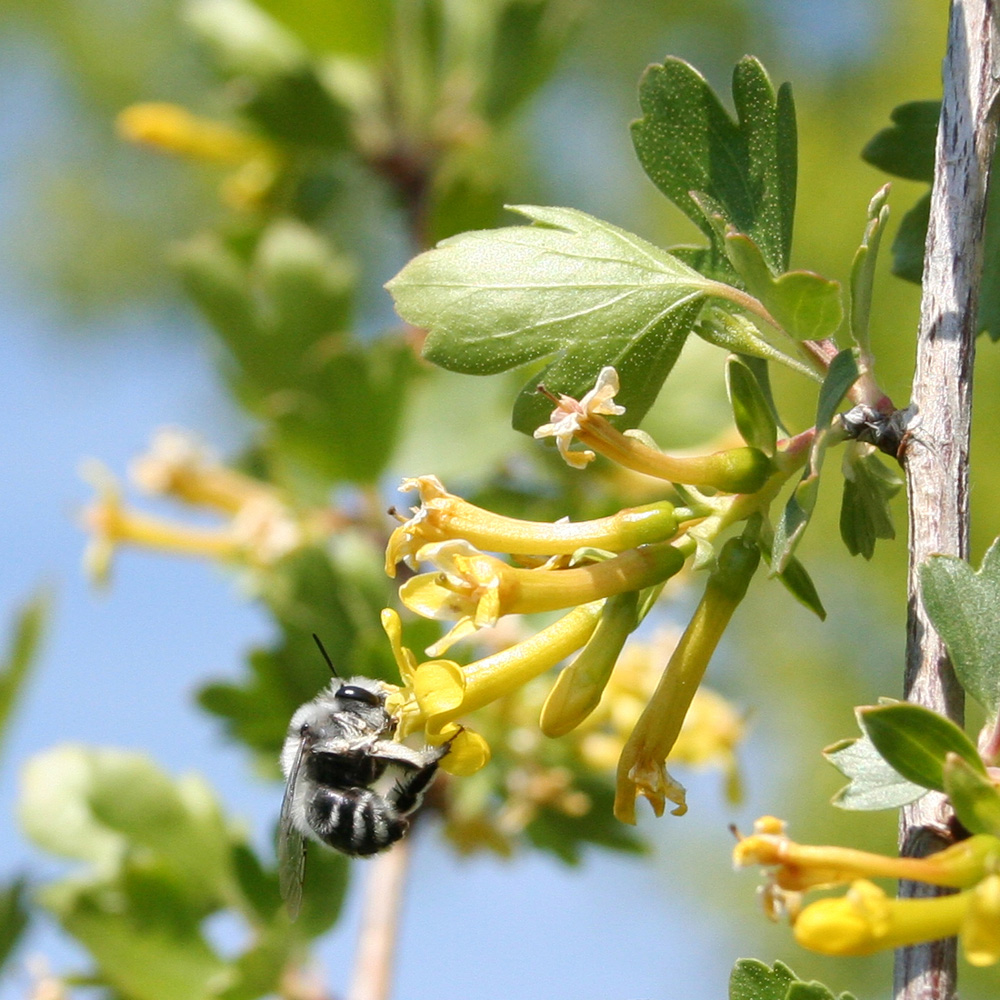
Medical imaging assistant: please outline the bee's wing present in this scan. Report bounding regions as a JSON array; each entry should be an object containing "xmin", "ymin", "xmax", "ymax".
[{"xmin": 277, "ymin": 738, "xmax": 308, "ymax": 920}]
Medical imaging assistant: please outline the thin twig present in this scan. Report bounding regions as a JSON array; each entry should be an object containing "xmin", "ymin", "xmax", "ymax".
[
  {"xmin": 897, "ymin": 3, "xmax": 1000, "ymax": 999},
  {"xmin": 347, "ymin": 840, "xmax": 413, "ymax": 1000}
]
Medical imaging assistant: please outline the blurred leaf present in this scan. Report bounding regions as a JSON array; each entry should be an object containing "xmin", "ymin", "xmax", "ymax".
[
  {"xmin": 921, "ymin": 539, "xmax": 1000, "ymax": 715},
  {"xmin": 859, "ymin": 702, "xmax": 985, "ymax": 793},
  {"xmin": 184, "ymin": 0, "xmax": 349, "ymax": 148},
  {"xmin": 177, "ymin": 222, "xmax": 415, "ymax": 483},
  {"xmin": 0, "ymin": 589, "xmax": 49, "ymax": 763},
  {"xmin": 825, "ymin": 729, "xmax": 926, "ymax": 810},
  {"xmin": 861, "ymin": 101, "xmax": 937, "ymax": 182},
  {"xmin": 839, "ymin": 445, "xmax": 901, "ymax": 559},
  {"xmin": 776, "ymin": 556, "xmax": 826, "ymax": 620},
  {"xmin": 40, "ymin": 867, "xmax": 227, "ymax": 1000},
  {"xmin": 254, "ymin": 0, "xmax": 393, "ymax": 59},
  {"xmin": 631, "ymin": 56, "xmax": 796, "ymax": 276},
  {"xmin": 727, "ymin": 356, "xmax": 777, "ymax": 455},
  {"xmin": 0, "ymin": 878, "xmax": 30, "ymax": 976},
  {"xmin": 387, "ymin": 204, "xmax": 713, "ymax": 435},
  {"xmin": 943, "ymin": 753, "xmax": 1000, "ymax": 837},
  {"xmin": 199, "ymin": 544, "xmax": 395, "ymax": 758},
  {"xmin": 863, "ymin": 101, "xmax": 1000, "ymax": 341},
  {"xmin": 21, "ymin": 747, "xmax": 234, "ymax": 908}
]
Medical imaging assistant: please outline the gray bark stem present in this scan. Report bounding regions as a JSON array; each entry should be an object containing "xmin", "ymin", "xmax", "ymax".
[{"xmin": 897, "ymin": 2, "xmax": 999, "ymax": 999}]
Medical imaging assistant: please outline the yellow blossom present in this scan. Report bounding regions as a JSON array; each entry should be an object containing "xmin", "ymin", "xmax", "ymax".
[
  {"xmin": 117, "ymin": 102, "xmax": 281, "ymax": 209},
  {"xmin": 400, "ymin": 538, "xmax": 684, "ymax": 654},
  {"xmin": 380, "ymin": 604, "xmax": 603, "ymax": 761},
  {"xmin": 534, "ymin": 366, "xmax": 774, "ymax": 492},
  {"xmin": 734, "ymin": 816, "xmax": 1000, "ymax": 892},
  {"xmin": 386, "ymin": 474, "xmax": 679, "ymax": 576},
  {"xmin": 80, "ymin": 462, "xmax": 239, "ymax": 584}
]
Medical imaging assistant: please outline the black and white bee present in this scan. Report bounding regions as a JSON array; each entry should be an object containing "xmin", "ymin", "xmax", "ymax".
[{"xmin": 278, "ymin": 636, "xmax": 450, "ymax": 916}]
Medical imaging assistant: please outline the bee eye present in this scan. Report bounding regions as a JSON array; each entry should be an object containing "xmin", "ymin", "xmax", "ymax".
[{"xmin": 336, "ymin": 684, "xmax": 382, "ymax": 707}]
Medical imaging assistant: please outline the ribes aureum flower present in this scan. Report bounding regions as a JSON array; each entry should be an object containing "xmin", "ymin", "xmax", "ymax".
[
  {"xmin": 734, "ymin": 816, "xmax": 1000, "ymax": 965},
  {"xmin": 399, "ymin": 538, "xmax": 684, "ymax": 654},
  {"xmin": 386, "ymin": 474, "xmax": 679, "ymax": 576},
  {"xmin": 534, "ymin": 366, "xmax": 774, "ymax": 493}
]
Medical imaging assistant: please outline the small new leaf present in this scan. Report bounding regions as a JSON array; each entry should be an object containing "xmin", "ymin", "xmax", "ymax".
[
  {"xmin": 722, "ymin": 230, "xmax": 842, "ymax": 341},
  {"xmin": 943, "ymin": 753, "xmax": 1000, "ymax": 837},
  {"xmin": 921, "ymin": 539, "xmax": 1000, "ymax": 715},
  {"xmin": 727, "ymin": 356, "xmax": 777, "ymax": 455},
  {"xmin": 840, "ymin": 444, "xmax": 901, "ymax": 560},
  {"xmin": 849, "ymin": 185, "xmax": 891, "ymax": 360},
  {"xmin": 632, "ymin": 56, "xmax": 796, "ymax": 275},
  {"xmin": 859, "ymin": 703, "xmax": 986, "ymax": 793},
  {"xmin": 386, "ymin": 205, "xmax": 714, "ymax": 434},
  {"xmin": 825, "ymin": 731, "xmax": 926, "ymax": 811}
]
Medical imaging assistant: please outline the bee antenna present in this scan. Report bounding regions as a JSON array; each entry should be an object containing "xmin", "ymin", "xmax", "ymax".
[{"xmin": 312, "ymin": 633, "xmax": 339, "ymax": 677}]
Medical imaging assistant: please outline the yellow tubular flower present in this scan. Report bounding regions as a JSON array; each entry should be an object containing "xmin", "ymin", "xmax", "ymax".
[
  {"xmin": 964, "ymin": 874, "xmax": 1000, "ymax": 966},
  {"xmin": 615, "ymin": 536, "xmax": 759, "ymax": 823},
  {"xmin": 734, "ymin": 818, "xmax": 1000, "ymax": 892},
  {"xmin": 117, "ymin": 103, "xmax": 272, "ymax": 164},
  {"xmin": 382, "ymin": 604, "xmax": 604, "ymax": 763},
  {"xmin": 534, "ymin": 367, "xmax": 774, "ymax": 493},
  {"xmin": 794, "ymin": 880, "xmax": 970, "ymax": 958},
  {"xmin": 400, "ymin": 538, "xmax": 685, "ymax": 653},
  {"xmin": 386, "ymin": 474, "xmax": 679, "ymax": 576},
  {"xmin": 131, "ymin": 428, "xmax": 276, "ymax": 513},
  {"xmin": 81, "ymin": 463, "xmax": 239, "ymax": 584}
]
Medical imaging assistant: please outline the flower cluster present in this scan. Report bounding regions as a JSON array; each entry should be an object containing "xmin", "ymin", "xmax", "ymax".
[
  {"xmin": 382, "ymin": 367, "xmax": 793, "ymax": 821},
  {"xmin": 734, "ymin": 816, "xmax": 1000, "ymax": 965}
]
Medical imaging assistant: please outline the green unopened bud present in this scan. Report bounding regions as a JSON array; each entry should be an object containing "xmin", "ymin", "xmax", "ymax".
[
  {"xmin": 702, "ymin": 447, "xmax": 775, "ymax": 494},
  {"xmin": 540, "ymin": 591, "xmax": 639, "ymax": 737}
]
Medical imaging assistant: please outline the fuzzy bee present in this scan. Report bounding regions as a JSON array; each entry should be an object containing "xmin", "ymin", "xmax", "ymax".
[{"xmin": 278, "ymin": 636, "xmax": 450, "ymax": 916}]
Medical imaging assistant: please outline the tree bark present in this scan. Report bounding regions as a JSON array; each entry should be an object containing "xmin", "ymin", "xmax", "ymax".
[{"xmin": 897, "ymin": 2, "xmax": 999, "ymax": 999}]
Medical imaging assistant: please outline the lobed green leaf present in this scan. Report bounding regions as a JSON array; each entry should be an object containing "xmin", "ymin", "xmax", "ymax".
[
  {"xmin": 825, "ymin": 730, "xmax": 926, "ymax": 811},
  {"xmin": 839, "ymin": 444, "xmax": 901, "ymax": 560},
  {"xmin": 632, "ymin": 56, "xmax": 796, "ymax": 275},
  {"xmin": 859, "ymin": 702, "xmax": 986, "ymax": 793},
  {"xmin": 387, "ymin": 204, "xmax": 714, "ymax": 434}
]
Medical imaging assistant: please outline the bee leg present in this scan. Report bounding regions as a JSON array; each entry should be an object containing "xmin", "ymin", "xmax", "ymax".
[{"xmin": 388, "ymin": 750, "xmax": 447, "ymax": 816}]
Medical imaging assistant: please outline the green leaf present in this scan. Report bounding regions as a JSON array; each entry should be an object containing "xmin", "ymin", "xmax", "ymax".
[
  {"xmin": 943, "ymin": 753, "xmax": 1000, "ymax": 836},
  {"xmin": 891, "ymin": 190, "xmax": 930, "ymax": 284},
  {"xmin": 0, "ymin": 589, "xmax": 50, "ymax": 764},
  {"xmin": 255, "ymin": 0, "xmax": 393, "ymax": 59},
  {"xmin": 184, "ymin": 0, "xmax": 349, "ymax": 148},
  {"xmin": 40, "ymin": 868, "xmax": 228, "ymax": 1000},
  {"xmin": 859, "ymin": 703, "xmax": 986, "ymax": 793},
  {"xmin": 21, "ymin": 747, "xmax": 235, "ymax": 908},
  {"xmin": 849, "ymin": 185, "xmax": 891, "ymax": 357},
  {"xmin": 0, "ymin": 878, "xmax": 29, "ymax": 975},
  {"xmin": 921, "ymin": 538, "xmax": 1000, "ymax": 715},
  {"xmin": 729, "ymin": 959, "xmax": 797, "ymax": 1000},
  {"xmin": 825, "ymin": 730, "xmax": 926, "ymax": 810},
  {"xmin": 386, "ymin": 204, "xmax": 713, "ymax": 435},
  {"xmin": 773, "ymin": 348, "xmax": 859, "ymax": 570},
  {"xmin": 632, "ymin": 56, "xmax": 796, "ymax": 274},
  {"xmin": 839, "ymin": 444, "xmax": 901, "ymax": 559},
  {"xmin": 722, "ymin": 230, "xmax": 842, "ymax": 341},
  {"xmin": 727, "ymin": 355, "xmax": 777, "ymax": 455},
  {"xmin": 776, "ymin": 556, "xmax": 826, "ymax": 620},
  {"xmin": 861, "ymin": 101, "xmax": 938, "ymax": 182}
]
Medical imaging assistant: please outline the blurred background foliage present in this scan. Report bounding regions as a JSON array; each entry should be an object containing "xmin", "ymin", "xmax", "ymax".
[{"xmin": 2, "ymin": 0, "xmax": 1000, "ymax": 997}]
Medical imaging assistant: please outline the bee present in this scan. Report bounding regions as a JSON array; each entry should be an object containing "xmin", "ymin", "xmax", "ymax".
[{"xmin": 278, "ymin": 635, "xmax": 450, "ymax": 917}]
